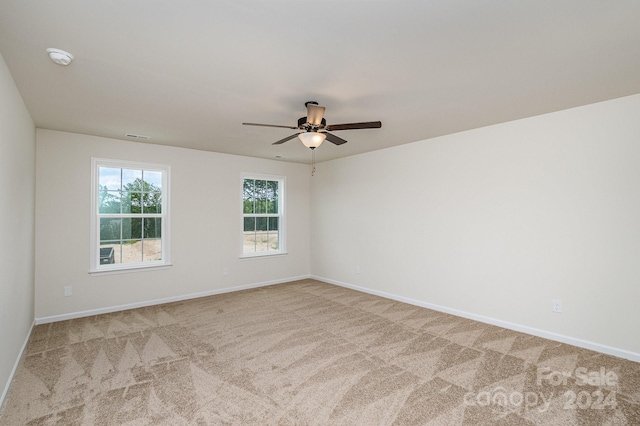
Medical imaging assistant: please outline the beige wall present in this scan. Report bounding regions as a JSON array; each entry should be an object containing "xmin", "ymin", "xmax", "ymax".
[
  {"xmin": 0, "ymin": 53, "xmax": 35, "ymax": 402},
  {"xmin": 35, "ymin": 130, "xmax": 311, "ymax": 319},
  {"xmin": 311, "ymin": 94, "xmax": 640, "ymax": 358}
]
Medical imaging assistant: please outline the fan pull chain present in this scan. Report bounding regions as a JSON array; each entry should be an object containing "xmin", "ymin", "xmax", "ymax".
[{"xmin": 311, "ymin": 148, "xmax": 316, "ymax": 176}]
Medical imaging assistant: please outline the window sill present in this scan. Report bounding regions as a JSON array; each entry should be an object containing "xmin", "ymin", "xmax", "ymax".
[
  {"xmin": 239, "ymin": 252, "xmax": 288, "ymax": 260},
  {"xmin": 89, "ymin": 263, "xmax": 173, "ymax": 276}
]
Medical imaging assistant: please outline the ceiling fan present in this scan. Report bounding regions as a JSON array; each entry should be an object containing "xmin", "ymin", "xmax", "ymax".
[{"xmin": 242, "ymin": 101, "xmax": 382, "ymax": 149}]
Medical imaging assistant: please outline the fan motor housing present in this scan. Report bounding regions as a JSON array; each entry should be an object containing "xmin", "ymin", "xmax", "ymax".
[{"xmin": 298, "ymin": 117, "xmax": 326, "ymax": 129}]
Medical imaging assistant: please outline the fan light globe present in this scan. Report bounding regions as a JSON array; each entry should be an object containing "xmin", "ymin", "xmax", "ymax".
[{"xmin": 298, "ymin": 132, "xmax": 326, "ymax": 149}]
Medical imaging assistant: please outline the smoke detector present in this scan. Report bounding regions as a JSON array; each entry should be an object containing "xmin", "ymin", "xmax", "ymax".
[{"xmin": 46, "ymin": 48, "xmax": 74, "ymax": 66}]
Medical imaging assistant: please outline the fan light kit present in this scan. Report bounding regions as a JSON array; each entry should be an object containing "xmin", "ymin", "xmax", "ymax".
[
  {"xmin": 298, "ymin": 132, "xmax": 326, "ymax": 149},
  {"xmin": 46, "ymin": 48, "xmax": 74, "ymax": 66},
  {"xmin": 243, "ymin": 101, "xmax": 381, "ymax": 175}
]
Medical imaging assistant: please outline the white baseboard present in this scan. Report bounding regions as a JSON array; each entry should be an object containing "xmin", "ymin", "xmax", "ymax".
[
  {"xmin": 0, "ymin": 320, "xmax": 35, "ymax": 411},
  {"xmin": 35, "ymin": 275, "xmax": 310, "ymax": 325},
  {"xmin": 313, "ymin": 275, "xmax": 640, "ymax": 364}
]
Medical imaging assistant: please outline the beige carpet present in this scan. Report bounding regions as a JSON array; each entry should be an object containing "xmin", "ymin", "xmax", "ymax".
[{"xmin": 1, "ymin": 279, "xmax": 639, "ymax": 425}]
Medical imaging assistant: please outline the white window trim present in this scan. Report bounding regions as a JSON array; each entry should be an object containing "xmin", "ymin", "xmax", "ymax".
[
  {"xmin": 90, "ymin": 157, "xmax": 171, "ymax": 274},
  {"xmin": 240, "ymin": 173, "xmax": 286, "ymax": 258}
]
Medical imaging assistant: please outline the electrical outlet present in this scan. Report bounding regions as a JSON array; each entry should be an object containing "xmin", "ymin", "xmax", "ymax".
[
  {"xmin": 223, "ymin": 267, "xmax": 229, "ymax": 276},
  {"xmin": 355, "ymin": 266, "xmax": 361, "ymax": 274},
  {"xmin": 552, "ymin": 299, "xmax": 562, "ymax": 313},
  {"xmin": 64, "ymin": 285, "xmax": 73, "ymax": 297}
]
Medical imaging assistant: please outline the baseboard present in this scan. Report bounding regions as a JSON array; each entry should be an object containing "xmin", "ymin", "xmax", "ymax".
[
  {"xmin": 35, "ymin": 275, "xmax": 310, "ymax": 325},
  {"xmin": 0, "ymin": 320, "xmax": 35, "ymax": 411},
  {"xmin": 312, "ymin": 275, "xmax": 640, "ymax": 363}
]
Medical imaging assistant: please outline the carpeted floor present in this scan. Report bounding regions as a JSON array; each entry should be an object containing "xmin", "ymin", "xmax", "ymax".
[{"xmin": 1, "ymin": 279, "xmax": 639, "ymax": 425}]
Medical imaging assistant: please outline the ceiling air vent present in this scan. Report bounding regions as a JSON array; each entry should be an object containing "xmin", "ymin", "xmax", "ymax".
[{"xmin": 125, "ymin": 133, "xmax": 150, "ymax": 140}]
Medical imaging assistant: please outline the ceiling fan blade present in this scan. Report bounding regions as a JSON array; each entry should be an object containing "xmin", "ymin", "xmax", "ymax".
[
  {"xmin": 243, "ymin": 122, "xmax": 298, "ymax": 129},
  {"xmin": 306, "ymin": 104, "xmax": 326, "ymax": 126},
  {"xmin": 324, "ymin": 132, "xmax": 348, "ymax": 145},
  {"xmin": 325, "ymin": 121, "xmax": 382, "ymax": 131},
  {"xmin": 272, "ymin": 133, "xmax": 300, "ymax": 145}
]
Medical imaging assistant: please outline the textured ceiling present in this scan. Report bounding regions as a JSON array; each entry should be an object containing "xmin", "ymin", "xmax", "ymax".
[{"xmin": 1, "ymin": 1, "xmax": 639, "ymax": 164}]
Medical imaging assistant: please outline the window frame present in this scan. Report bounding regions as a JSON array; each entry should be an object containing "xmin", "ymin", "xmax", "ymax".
[
  {"xmin": 90, "ymin": 158, "xmax": 171, "ymax": 274},
  {"xmin": 241, "ymin": 173, "xmax": 286, "ymax": 258}
]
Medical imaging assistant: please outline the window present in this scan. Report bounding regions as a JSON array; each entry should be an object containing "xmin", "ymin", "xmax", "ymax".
[
  {"xmin": 242, "ymin": 174, "xmax": 285, "ymax": 256},
  {"xmin": 90, "ymin": 158, "xmax": 170, "ymax": 272}
]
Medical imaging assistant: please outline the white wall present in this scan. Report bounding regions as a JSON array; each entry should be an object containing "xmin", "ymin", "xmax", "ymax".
[
  {"xmin": 35, "ymin": 130, "xmax": 311, "ymax": 319},
  {"xmin": 311, "ymin": 94, "xmax": 640, "ymax": 358},
  {"xmin": 0, "ymin": 53, "xmax": 35, "ymax": 403}
]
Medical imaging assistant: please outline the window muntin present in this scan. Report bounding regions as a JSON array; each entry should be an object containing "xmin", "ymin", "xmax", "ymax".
[
  {"xmin": 91, "ymin": 159, "xmax": 170, "ymax": 272},
  {"xmin": 242, "ymin": 175, "xmax": 284, "ymax": 256}
]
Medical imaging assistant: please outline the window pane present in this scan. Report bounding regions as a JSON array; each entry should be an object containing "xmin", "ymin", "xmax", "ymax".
[
  {"xmin": 99, "ymin": 167, "xmax": 121, "ymax": 190},
  {"xmin": 121, "ymin": 240, "xmax": 143, "ymax": 263},
  {"xmin": 122, "ymin": 191, "xmax": 143, "ymax": 214},
  {"xmin": 267, "ymin": 180, "xmax": 278, "ymax": 214},
  {"xmin": 143, "ymin": 170, "xmax": 163, "ymax": 190},
  {"xmin": 144, "ymin": 191, "xmax": 162, "ymax": 213},
  {"xmin": 255, "ymin": 180, "xmax": 267, "ymax": 214},
  {"xmin": 268, "ymin": 231, "xmax": 279, "ymax": 250},
  {"xmin": 244, "ymin": 217, "xmax": 256, "ymax": 232},
  {"xmin": 100, "ymin": 218, "xmax": 121, "ymax": 241},
  {"xmin": 98, "ymin": 190, "xmax": 121, "ymax": 213},
  {"xmin": 244, "ymin": 236, "xmax": 256, "ymax": 253},
  {"xmin": 143, "ymin": 239, "xmax": 162, "ymax": 261},
  {"xmin": 256, "ymin": 232, "xmax": 268, "ymax": 251},
  {"xmin": 144, "ymin": 218, "xmax": 161, "ymax": 238},
  {"xmin": 268, "ymin": 217, "xmax": 279, "ymax": 250},
  {"xmin": 100, "ymin": 243, "xmax": 120, "ymax": 264},
  {"xmin": 122, "ymin": 169, "xmax": 142, "ymax": 187},
  {"xmin": 243, "ymin": 179, "xmax": 255, "ymax": 214},
  {"xmin": 122, "ymin": 218, "xmax": 143, "ymax": 240},
  {"xmin": 243, "ymin": 199, "xmax": 253, "ymax": 214},
  {"xmin": 243, "ymin": 217, "xmax": 256, "ymax": 253}
]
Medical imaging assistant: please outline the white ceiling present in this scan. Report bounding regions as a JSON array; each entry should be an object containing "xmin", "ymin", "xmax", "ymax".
[{"xmin": 1, "ymin": 1, "xmax": 639, "ymax": 164}]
